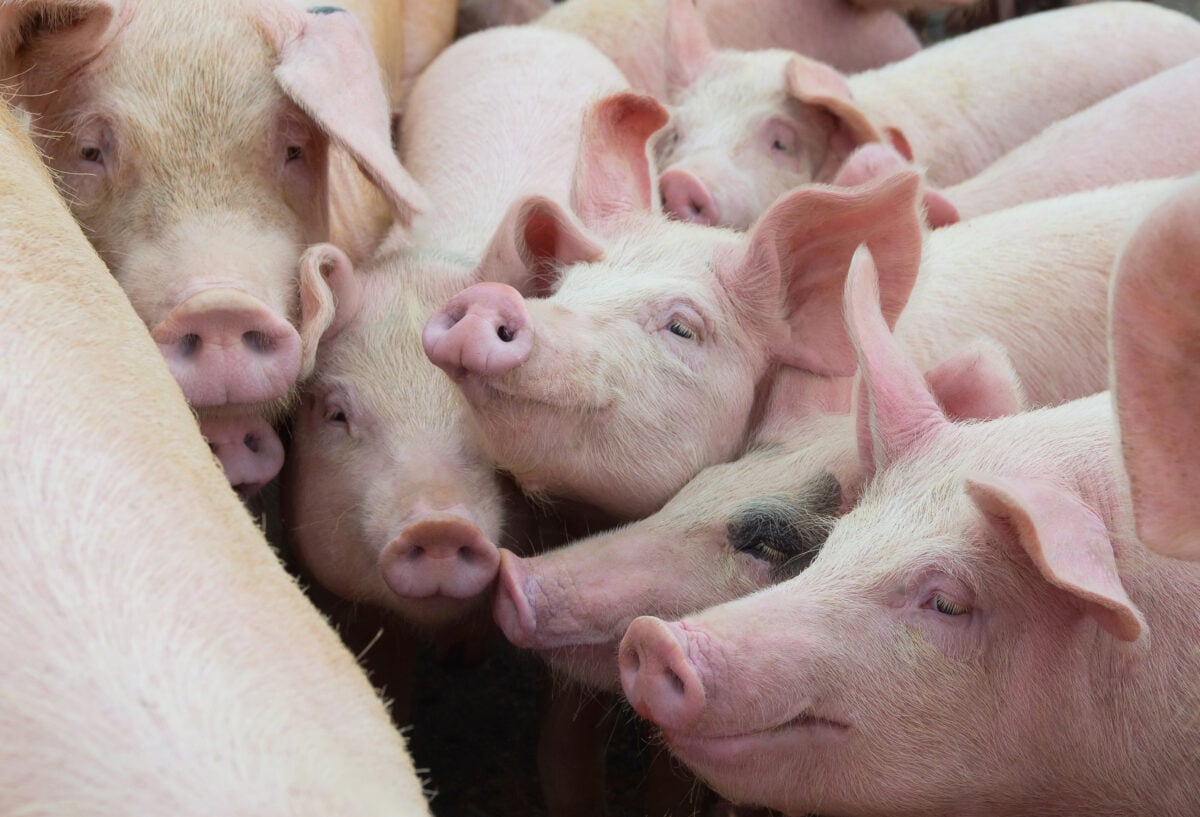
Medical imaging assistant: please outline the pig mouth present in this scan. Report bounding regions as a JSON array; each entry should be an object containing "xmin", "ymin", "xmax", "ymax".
[
  {"xmin": 458, "ymin": 370, "xmax": 617, "ymax": 413},
  {"xmin": 664, "ymin": 709, "xmax": 849, "ymax": 768}
]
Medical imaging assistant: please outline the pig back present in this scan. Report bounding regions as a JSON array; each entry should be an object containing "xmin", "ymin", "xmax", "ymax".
[{"xmin": 0, "ymin": 105, "xmax": 429, "ymax": 816}]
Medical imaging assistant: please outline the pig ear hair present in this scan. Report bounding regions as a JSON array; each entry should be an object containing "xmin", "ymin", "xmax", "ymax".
[
  {"xmin": 1110, "ymin": 180, "xmax": 1200, "ymax": 561},
  {"xmin": 665, "ymin": 0, "xmax": 713, "ymax": 95},
  {"xmin": 571, "ymin": 91, "xmax": 671, "ymax": 234},
  {"xmin": 259, "ymin": 4, "xmax": 429, "ymax": 228},
  {"xmin": 739, "ymin": 167, "xmax": 924, "ymax": 377},
  {"xmin": 298, "ymin": 242, "xmax": 362, "ymax": 380},
  {"xmin": 966, "ymin": 475, "xmax": 1146, "ymax": 643},
  {"xmin": 0, "ymin": 0, "xmax": 118, "ymax": 83},
  {"xmin": 784, "ymin": 55, "xmax": 882, "ymax": 161},
  {"xmin": 925, "ymin": 338, "xmax": 1025, "ymax": 422},
  {"xmin": 478, "ymin": 194, "xmax": 605, "ymax": 298},
  {"xmin": 846, "ymin": 245, "xmax": 946, "ymax": 478}
]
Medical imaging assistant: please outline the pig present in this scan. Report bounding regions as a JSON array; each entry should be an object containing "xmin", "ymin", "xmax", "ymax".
[
  {"xmin": 1, "ymin": 0, "xmax": 427, "ymax": 491},
  {"xmin": 494, "ymin": 344, "xmax": 1022, "ymax": 690},
  {"xmin": 538, "ymin": 0, "xmax": 920, "ymax": 100},
  {"xmin": 425, "ymin": 95, "xmax": 1183, "ymax": 521},
  {"xmin": 0, "ymin": 96, "xmax": 431, "ymax": 817},
  {"xmin": 285, "ymin": 27, "xmax": 631, "ymax": 629},
  {"xmin": 618, "ymin": 246, "xmax": 1200, "ymax": 817},
  {"xmin": 1111, "ymin": 175, "xmax": 1200, "ymax": 561},
  {"xmin": 658, "ymin": 0, "xmax": 1200, "ymax": 229},
  {"xmin": 946, "ymin": 57, "xmax": 1200, "ymax": 222}
]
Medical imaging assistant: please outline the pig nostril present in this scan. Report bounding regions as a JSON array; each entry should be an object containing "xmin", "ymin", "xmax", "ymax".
[
  {"xmin": 665, "ymin": 666, "xmax": 685, "ymax": 696},
  {"xmin": 243, "ymin": 433, "xmax": 260, "ymax": 454},
  {"xmin": 407, "ymin": 545, "xmax": 426, "ymax": 562},
  {"xmin": 242, "ymin": 330, "xmax": 271, "ymax": 353},
  {"xmin": 497, "ymin": 325, "xmax": 514, "ymax": 343},
  {"xmin": 180, "ymin": 333, "xmax": 201, "ymax": 357},
  {"xmin": 458, "ymin": 546, "xmax": 472, "ymax": 562}
]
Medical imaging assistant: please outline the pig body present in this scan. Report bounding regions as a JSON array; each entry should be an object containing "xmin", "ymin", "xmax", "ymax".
[
  {"xmin": 1, "ymin": 0, "xmax": 426, "ymax": 489},
  {"xmin": 1111, "ymin": 175, "xmax": 1200, "ymax": 561},
  {"xmin": 946, "ymin": 57, "xmax": 1200, "ymax": 222},
  {"xmin": 430, "ymin": 158, "xmax": 1180, "ymax": 519},
  {"xmin": 538, "ymin": 0, "xmax": 919, "ymax": 100},
  {"xmin": 618, "ymin": 251, "xmax": 1200, "ymax": 817},
  {"xmin": 285, "ymin": 27, "xmax": 628, "ymax": 628},
  {"xmin": 660, "ymin": 1, "xmax": 1200, "ymax": 229},
  {"xmin": 0, "ymin": 99, "xmax": 429, "ymax": 817}
]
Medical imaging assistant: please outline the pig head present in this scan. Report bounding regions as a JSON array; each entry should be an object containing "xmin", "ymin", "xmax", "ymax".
[{"xmin": 2, "ymin": 0, "xmax": 426, "ymax": 488}]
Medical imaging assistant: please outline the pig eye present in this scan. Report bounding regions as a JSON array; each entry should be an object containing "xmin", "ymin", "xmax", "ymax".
[
  {"xmin": 766, "ymin": 120, "xmax": 798, "ymax": 157},
  {"xmin": 326, "ymin": 408, "xmax": 347, "ymax": 425},
  {"xmin": 668, "ymin": 320, "xmax": 695, "ymax": 340},
  {"xmin": 79, "ymin": 145, "xmax": 103, "ymax": 164},
  {"xmin": 285, "ymin": 145, "xmax": 304, "ymax": 163},
  {"xmin": 931, "ymin": 593, "xmax": 969, "ymax": 617}
]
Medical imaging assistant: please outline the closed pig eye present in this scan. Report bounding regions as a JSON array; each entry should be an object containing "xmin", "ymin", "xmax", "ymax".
[
  {"xmin": 668, "ymin": 320, "xmax": 695, "ymax": 339},
  {"xmin": 932, "ymin": 593, "xmax": 970, "ymax": 616}
]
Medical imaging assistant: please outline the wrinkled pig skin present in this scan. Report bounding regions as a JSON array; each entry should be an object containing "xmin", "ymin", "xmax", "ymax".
[
  {"xmin": 285, "ymin": 27, "xmax": 628, "ymax": 629},
  {"xmin": 431, "ymin": 144, "xmax": 1181, "ymax": 520},
  {"xmin": 1111, "ymin": 174, "xmax": 1200, "ymax": 562},
  {"xmin": 0, "ymin": 100, "xmax": 430, "ymax": 817},
  {"xmin": 1, "ymin": 0, "xmax": 427, "ymax": 489},
  {"xmin": 619, "ymin": 248, "xmax": 1200, "ymax": 817},
  {"xmin": 539, "ymin": 0, "xmax": 919, "ymax": 100},
  {"xmin": 659, "ymin": 1, "xmax": 1200, "ymax": 229}
]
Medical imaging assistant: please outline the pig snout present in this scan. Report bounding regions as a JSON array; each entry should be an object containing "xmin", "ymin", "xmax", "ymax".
[
  {"xmin": 379, "ymin": 514, "xmax": 501, "ymax": 600},
  {"xmin": 619, "ymin": 616, "xmax": 706, "ymax": 732},
  {"xmin": 660, "ymin": 168, "xmax": 718, "ymax": 226},
  {"xmin": 151, "ymin": 289, "xmax": 301, "ymax": 408},
  {"xmin": 199, "ymin": 414, "xmax": 285, "ymax": 497},
  {"xmin": 494, "ymin": 549, "xmax": 539, "ymax": 648},
  {"xmin": 422, "ymin": 283, "xmax": 532, "ymax": 381}
]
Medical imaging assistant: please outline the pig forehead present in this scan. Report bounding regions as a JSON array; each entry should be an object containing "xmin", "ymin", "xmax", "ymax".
[{"xmin": 676, "ymin": 52, "xmax": 791, "ymax": 119}]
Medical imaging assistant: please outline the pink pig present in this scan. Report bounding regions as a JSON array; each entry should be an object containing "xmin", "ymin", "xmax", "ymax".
[
  {"xmin": 1111, "ymin": 174, "xmax": 1200, "ymax": 562},
  {"xmin": 0, "ymin": 98, "xmax": 430, "ymax": 817},
  {"xmin": 538, "ymin": 0, "xmax": 919, "ymax": 100},
  {"xmin": 425, "ymin": 93, "xmax": 1182, "ymax": 520},
  {"xmin": 619, "ymin": 247, "xmax": 1200, "ymax": 816},
  {"xmin": 658, "ymin": 0, "xmax": 1200, "ymax": 229},
  {"xmin": 1, "ymin": 0, "xmax": 427, "ymax": 492}
]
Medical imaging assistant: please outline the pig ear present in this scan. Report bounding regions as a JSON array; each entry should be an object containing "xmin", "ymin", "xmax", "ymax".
[
  {"xmin": 734, "ymin": 168, "xmax": 924, "ymax": 377},
  {"xmin": 1110, "ymin": 181, "xmax": 1200, "ymax": 561},
  {"xmin": 925, "ymin": 338, "xmax": 1025, "ymax": 422},
  {"xmin": 258, "ymin": 5, "xmax": 429, "ymax": 228},
  {"xmin": 571, "ymin": 92, "xmax": 671, "ymax": 234},
  {"xmin": 0, "ymin": 0, "xmax": 118, "ymax": 86},
  {"xmin": 832, "ymin": 144, "xmax": 959, "ymax": 229},
  {"xmin": 478, "ymin": 195, "xmax": 605, "ymax": 298},
  {"xmin": 665, "ymin": 0, "xmax": 713, "ymax": 94},
  {"xmin": 966, "ymin": 475, "xmax": 1146, "ymax": 643},
  {"xmin": 298, "ymin": 243, "xmax": 362, "ymax": 380},
  {"xmin": 846, "ymin": 246, "xmax": 947, "ymax": 477},
  {"xmin": 784, "ymin": 55, "xmax": 883, "ymax": 165}
]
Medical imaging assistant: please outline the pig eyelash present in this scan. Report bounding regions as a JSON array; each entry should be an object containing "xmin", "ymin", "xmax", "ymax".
[
  {"xmin": 668, "ymin": 320, "xmax": 695, "ymax": 340},
  {"xmin": 931, "ymin": 593, "xmax": 970, "ymax": 616}
]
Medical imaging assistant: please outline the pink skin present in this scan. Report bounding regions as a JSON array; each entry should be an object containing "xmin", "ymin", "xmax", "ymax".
[
  {"xmin": 422, "ymin": 282, "xmax": 533, "ymax": 381},
  {"xmin": 948, "ymin": 58, "xmax": 1200, "ymax": 222},
  {"xmin": 659, "ymin": 167, "xmax": 719, "ymax": 225},
  {"xmin": 1, "ymin": 0, "xmax": 425, "ymax": 487},
  {"xmin": 1111, "ymin": 175, "xmax": 1200, "ymax": 561},
  {"xmin": 618, "ymin": 249, "xmax": 1200, "ymax": 816},
  {"xmin": 657, "ymin": 1, "xmax": 1200, "ymax": 229},
  {"xmin": 198, "ymin": 414, "xmax": 286, "ymax": 497}
]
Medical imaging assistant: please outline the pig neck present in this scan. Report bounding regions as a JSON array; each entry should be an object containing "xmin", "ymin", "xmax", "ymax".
[{"xmin": 753, "ymin": 366, "xmax": 854, "ymax": 443}]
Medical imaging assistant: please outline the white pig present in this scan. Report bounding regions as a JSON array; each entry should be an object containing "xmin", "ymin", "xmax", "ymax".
[
  {"xmin": 425, "ymin": 101, "xmax": 1182, "ymax": 520},
  {"xmin": 0, "ymin": 96, "xmax": 430, "ymax": 817},
  {"xmin": 1, "ymin": 0, "xmax": 427, "ymax": 490},
  {"xmin": 618, "ymin": 247, "xmax": 1200, "ymax": 817},
  {"xmin": 538, "ymin": 0, "xmax": 920, "ymax": 100},
  {"xmin": 1111, "ymin": 175, "xmax": 1200, "ymax": 561},
  {"xmin": 658, "ymin": 0, "xmax": 1200, "ymax": 228}
]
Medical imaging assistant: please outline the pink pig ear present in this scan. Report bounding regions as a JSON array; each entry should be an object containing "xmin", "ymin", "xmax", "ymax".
[
  {"xmin": 1110, "ymin": 180, "xmax": 1200, "ymax": 561},
  {"xmin": 571, "ymin": 92, "xmax": 671, "ymax": 235},
  {"xmin": 966, "ymin": 476, "xmax": 1146, "ymax": 643},
  {"xmin": 258, "ymin": 4, "xmax": 429, "ymax": 228},
  {"xmin": 925, "ymin": 338, "xmax": 1025, "ymax": 422},
  {"xmin": 665, "ymin": 0, "xmax": 713, "ymax": 95},
  {"xmin": 784, "ymin": 55, "xmax": 882, "ymax": 173},
  {"xmin": 298, "ymin": 243, "xmax": 362, "ymax": 380},
  {"xmin": 734, "ymin": 167, "xmax": 924, "ymax": 377},
  {"xmin": 845, "ymin": 245, "xmax": 947, "ymax": 477},
  {"xmin": 0, "ymin": 0, "xmax": 118, "ymax": 87},
  {"xmin": 832, "ymin": 144, "xmax": 959, "ymax": 230},
  {"xmin": 478, "ymin": 195, "xmax": 605, "ymax": 298}
]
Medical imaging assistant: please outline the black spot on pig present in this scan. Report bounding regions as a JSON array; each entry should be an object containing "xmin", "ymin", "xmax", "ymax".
[
  {"xmin": 726, "ymin": 473, "xmax": 842, "ymax": 581},
  {"xmin": 307, "ymin": 6, "xmax": 346, "ymax": 15}
]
